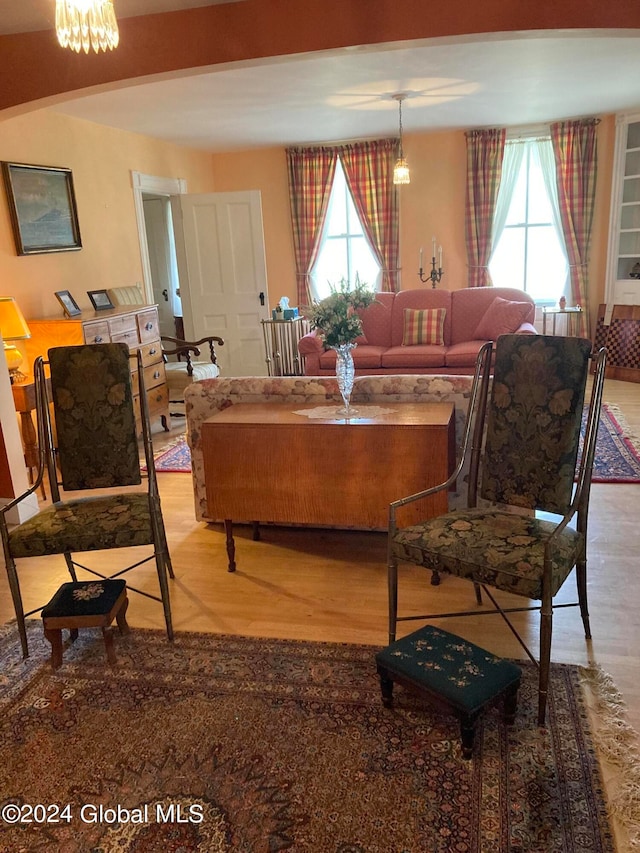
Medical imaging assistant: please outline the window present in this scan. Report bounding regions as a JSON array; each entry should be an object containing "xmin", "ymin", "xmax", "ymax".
[
  {"xmin": 489, "ymin": 139, "xmax": 568, "ymax": 303},
  {"xmin": 311, "ymin": 159, "xmax": 380, "ymax": 300}
]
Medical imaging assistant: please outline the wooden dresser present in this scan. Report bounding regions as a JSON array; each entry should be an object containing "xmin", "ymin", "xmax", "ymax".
[{"xmin": 24, "ymin": 305, "xmax": 170, "ymax": 431}]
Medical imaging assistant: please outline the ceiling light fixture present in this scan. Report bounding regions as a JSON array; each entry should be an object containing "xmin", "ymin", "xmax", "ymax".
[
  {"xmin": 55, "ymin": 0, "xmax": 120, "ymax": 54},
  {"xmin": 392, "ymin": 93, "xmax": 410, "ymax": 185}
]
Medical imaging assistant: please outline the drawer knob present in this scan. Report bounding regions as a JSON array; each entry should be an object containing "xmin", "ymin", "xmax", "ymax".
[
  {"xmin": 94, "ymin": 336, "xmax": 103, "ymax": 343},
  {"xmin": 145, "ymin": 322, "xmax": 153, "ymax": 331},
  {"xmin": 153, "ymin": 370, "xmax": 160, "ymax": 379},
  {"xmin": 149, "ymin": 347, "xmax": 157, "ymax": 355}
]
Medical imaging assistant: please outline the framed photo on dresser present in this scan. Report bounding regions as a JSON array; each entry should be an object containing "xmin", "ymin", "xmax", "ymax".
[
  {"xmin": 54, "ymin": 290, "xmax": 82, "ymax": 318},
  {"xmin": 87, "ymin": 290, "xmax": 114, "ymax": 311}
]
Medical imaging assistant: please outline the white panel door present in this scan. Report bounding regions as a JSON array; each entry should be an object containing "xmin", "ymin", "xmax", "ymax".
[{"xmin": 174, "ymin": 191, "xmax": 269, "ymax": 376}]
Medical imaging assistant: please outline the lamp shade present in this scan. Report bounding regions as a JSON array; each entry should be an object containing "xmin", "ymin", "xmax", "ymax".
[{"xmin": 0, "ymin": 297, "xmax": 30, "ymax": 341}]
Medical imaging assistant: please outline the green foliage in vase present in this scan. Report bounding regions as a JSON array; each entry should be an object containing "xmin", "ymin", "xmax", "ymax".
[{"xmin": 305, "ymin": 277, "xmax": 377, "ymax": 347}]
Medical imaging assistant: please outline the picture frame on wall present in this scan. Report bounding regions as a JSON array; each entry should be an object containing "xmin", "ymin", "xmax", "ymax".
[
  {"xmin": 87, "ymin": 289, "xmax": 114, "ymax": 311},
  {"xmin": 54, "ymin": 290, "xmax": 82, "ymax": 318},
  {"xmin": 1, "ymin": 162, "xmax": 82, "ymax": 255}
]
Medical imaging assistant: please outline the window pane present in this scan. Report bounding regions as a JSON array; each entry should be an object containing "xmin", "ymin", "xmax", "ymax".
[
  {"xmin": 527, "ymin": 155, "xmax": 553, "ymax": 223},
  {"xmin": 311, "ymin": 157, "xmax": 381, "ymax": 300},
  {"xmin": 525, "ymin": 226, "xmax": 568, "ymax": 302},
  {"xmin": 505, "ymin": 158, "xmax": 527, "ymax": 224},
  {"xmin": 489, "ymin": 227, "xmax": 525, "ymax": 289},
  {"xmin": 350, "ymin": 236, "xmax": 380, "ymax": 289},
  {"xmin": 325, "ymin": 171, "xmax": 346, "ymax": 236},
  {"xmin": 313, "ymin": 238, "xmax": 348, "ymax": 299}
]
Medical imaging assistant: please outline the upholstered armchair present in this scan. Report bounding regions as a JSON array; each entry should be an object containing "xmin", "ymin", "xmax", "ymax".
[
  {"xmin": 387, "ymin": 335, "xmax": 607, "ymax": 725},
  {"xmin": 0, "ymin": 343, "xmax": 174, "ymax": 658},
  {"xmin": 161, "ymin": 335, "xmax": 224, "ymax": 405}
]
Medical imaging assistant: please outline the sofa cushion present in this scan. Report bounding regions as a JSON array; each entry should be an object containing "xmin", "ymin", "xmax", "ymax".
[
  {"xmin": 391, "ymin": 290, "xmax": 452, "ymax": 347},
  {"xmin": 356, "ymin": 291, "xmax": 395, "ymax": 348},
  {"xmin": 473, "ymin": 296, "xmax": 534, "ymax": 341},
  {"xmin": 318, "ymin": 345, "xmax": 385, "ymax": 370},
  {"xmin": 444, "ymin": 341, "xmax": 490, "ymax": 368},
  {"xmin": 449, "ymin": 287, "xmax": 534, "ymax": 345},
  {"xmin": 381, "ymin": 345, "xmax": 447, "ymax": 369},
  {"xmin": 402, "ymin": 308, "xmax": 446, "ymax": 346}
]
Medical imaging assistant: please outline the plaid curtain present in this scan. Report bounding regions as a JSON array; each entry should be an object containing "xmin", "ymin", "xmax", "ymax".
[
  {"xmin": 339, "ymin": 139, "xmax": 400, "ymax": 293},
  {"xmin": 551, "ymin": 119, "xmax": 599, "ymax": 337},
  {"xmin": 286, "ymin": 146, "xmax": 337, "ymax": 307},
  {"xmin": 465, "ymin": 128, "xmax": 506, "ymax": 287}
]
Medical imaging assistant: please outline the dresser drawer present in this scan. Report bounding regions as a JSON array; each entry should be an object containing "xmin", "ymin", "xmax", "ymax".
[
  {"xmin": 111, "ymin": 328, "xmax": 140, "ymax": 348},
  {"xmin": 139, "ymin": 340, "xmax": 163, "ymax": 367},
  {"xmin": 109, "ymin": 313, "xmax": 138, "ymax": 337},
  {"xmin": 83, "ymin": 320, "xmax": 111, "ymax": 344},
  {"xmin": 137, "ymin": 309, "xmax": 160, "ymax": 343},
  {"xmin": 143, "ymin": 361, "xmax": 166, "ymax": 390},
  {"xmin": 147, "ymin": 384, "xmax": 169, "ymax": 415}
]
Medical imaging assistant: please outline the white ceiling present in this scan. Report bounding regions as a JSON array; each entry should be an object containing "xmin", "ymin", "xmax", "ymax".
[{"xmin": 7, "ymin": 5, "xmax": 640, "ymax": 152}]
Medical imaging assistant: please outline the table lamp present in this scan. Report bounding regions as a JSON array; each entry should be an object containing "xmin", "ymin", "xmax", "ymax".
[{"xmin": 0, "ymin": 297, "xmax": 31, "ymax": 383}]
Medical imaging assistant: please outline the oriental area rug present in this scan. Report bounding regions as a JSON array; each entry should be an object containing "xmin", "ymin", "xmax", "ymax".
[
  {"xmin": 0, "ymin": 622, "xmax": 627, "ymax": 852},
  {"xmin": 152, "ymin": 402, "xmax": 640, "ymax": 483}
]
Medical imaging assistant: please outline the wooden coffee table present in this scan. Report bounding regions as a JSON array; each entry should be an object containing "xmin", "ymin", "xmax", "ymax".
[{"xmin": 202, "ymin": 402, "xmax": 455, "ymax": 570}]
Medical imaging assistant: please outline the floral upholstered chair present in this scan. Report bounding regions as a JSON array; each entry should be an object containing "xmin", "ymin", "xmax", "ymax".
[
  {"xmin": 0, "ymin": 343, "xmax": 174, "ymax": 658},
  {"xmin": 388, "ymin": 334, "xmax": 607, "ymax": 725}
]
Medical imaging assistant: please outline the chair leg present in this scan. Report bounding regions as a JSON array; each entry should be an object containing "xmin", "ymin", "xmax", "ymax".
[
  {"xmin": 5, "ymin": 555, "xmax": 28, "ymax": 658},
  {"xmin": 538, "ymin": 608, "xmax": 552, "ymax": 726},
  {"xmin": 64, "ymin": 552, "xmax": 78, "ymax": 582},
  {"xmin": 575, "ymin": 558, "xmax": 592, "ymax": 639},
  {"xmin": 156, "ymin": 513, "xmax": 175, "ymax": 580},
  {"xmin": 473, "ymin": 582, "xmax": 483, "ymax": 605},
  {"xmin": 154, "ymin": 550, "xmax": 174, "ymax": 641},
  {"xmin": 388, "ymin": 557, "xmax": 398, "ymax": 644}
]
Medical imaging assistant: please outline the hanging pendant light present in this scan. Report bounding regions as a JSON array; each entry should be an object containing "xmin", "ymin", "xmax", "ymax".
[
  {"xmin": 393, "ymin": 93, "xmax": 410, "ymax": 185},
  {"xmin": 56, "ymin": 0, "xmax": 120, "ymax": 53}
]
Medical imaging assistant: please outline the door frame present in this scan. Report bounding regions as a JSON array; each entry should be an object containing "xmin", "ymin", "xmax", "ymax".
[{"xmin": 131, "ymin": 171, "xmax": 187, "ymax": 303}]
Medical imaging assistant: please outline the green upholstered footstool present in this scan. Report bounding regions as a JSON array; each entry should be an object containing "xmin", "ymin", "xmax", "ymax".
[
  {"xmin": 42, "ymin": 580, "xmax": 129, "ymax": 670},
  {"xmin": 376, "ymin": 626, "xmax": 522, "ymax": 759}
]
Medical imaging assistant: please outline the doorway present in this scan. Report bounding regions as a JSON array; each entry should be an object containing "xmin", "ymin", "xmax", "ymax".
[{"xmin": 142, "ymin": 193, "xmax": 182, "ymax": 339}]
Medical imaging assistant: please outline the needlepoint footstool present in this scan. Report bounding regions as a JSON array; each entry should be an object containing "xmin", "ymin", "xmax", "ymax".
[
  {"xmin": 376, "ymin": 625, "xmax": 522, "ymax": 759},
  {"xmin": 42, "ymin": 579, "xmax": 130, "ymax": 670}
]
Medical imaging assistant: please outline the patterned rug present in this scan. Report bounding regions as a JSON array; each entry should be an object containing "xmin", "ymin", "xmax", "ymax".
[
  {"xmin": 587, "ymin": 403, "xmax": 640, "ymax": 483},
  {"xmin": 151, "ymin": 403, "xmax": 640, "ymax": 482},
  {"xmin": 0, "ymin": 622, "xmax": 619, "ymax": 852}
]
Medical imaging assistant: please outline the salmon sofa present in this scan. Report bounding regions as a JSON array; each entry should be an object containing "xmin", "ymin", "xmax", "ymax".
[{"xmin": 298, "ymin": 287, "xmax": 536, "ymax": 376}]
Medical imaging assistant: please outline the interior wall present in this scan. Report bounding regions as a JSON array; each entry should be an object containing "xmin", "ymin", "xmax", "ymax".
[
  {"xmin": 0, "ymin": 110, "xmax": 217, "ymax": 322},
  {"xmin": 210, "ymin": 121, "xmax": 614, "ymax": 321},
  {"xmin": 0, "ymin": 107, "xmax": 616, "ymax": 330}
]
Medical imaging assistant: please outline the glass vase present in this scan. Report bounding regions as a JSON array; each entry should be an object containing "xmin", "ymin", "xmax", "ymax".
[{"xmin": 332, "ymin": 343, "xmax": 357, "ymax": 418}]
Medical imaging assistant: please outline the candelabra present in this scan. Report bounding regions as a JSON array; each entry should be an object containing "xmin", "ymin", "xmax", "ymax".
[{"xmin": 418, "ymin": 256, "xmax": 444, "ymax": 289}]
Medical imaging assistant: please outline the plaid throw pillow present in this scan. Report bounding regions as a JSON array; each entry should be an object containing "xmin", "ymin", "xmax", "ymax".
[{"xmin": 402, "ymin": 308, "xmax": 446, "ymax": 346}]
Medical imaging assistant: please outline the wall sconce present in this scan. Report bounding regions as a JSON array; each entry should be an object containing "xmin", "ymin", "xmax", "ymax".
[
  {"xmin": 0, "ymin": 298, "xmax": 31, "ymax": 383},
  {"xmin": 418, "ymin": 238, "xmax": 444, "ymax": 288}
]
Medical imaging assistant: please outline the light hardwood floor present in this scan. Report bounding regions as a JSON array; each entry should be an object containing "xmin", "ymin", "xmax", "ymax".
[{"xmin": 1, "ymin": 378, "xmax": 639, "ymax": 734}]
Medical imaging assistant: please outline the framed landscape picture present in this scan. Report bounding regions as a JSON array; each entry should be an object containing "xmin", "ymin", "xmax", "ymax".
[{"xmin": 1, "ymin": 162, "xmax": 82, "ymax": 255}]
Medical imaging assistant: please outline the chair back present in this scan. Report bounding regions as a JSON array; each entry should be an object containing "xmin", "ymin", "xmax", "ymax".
[
  {"xmin": 47, "ymin": 344, "xmax": 141, "ymax": 491},
  {"xmin": 479, "ymin": 335, "xmax": 593, "ymax": 515}
]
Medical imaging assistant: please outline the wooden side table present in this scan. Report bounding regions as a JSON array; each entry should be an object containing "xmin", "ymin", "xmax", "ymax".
[{"xmin": 542, "ymin": 306, "xmax": 584, "ymax": 336}]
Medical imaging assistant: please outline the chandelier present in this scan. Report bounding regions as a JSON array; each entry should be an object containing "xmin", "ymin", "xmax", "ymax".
[
  {"xmin": 56, "ymin": 0, "xmax": 120, "ymax": 53},
  {"xmin": 392, "ymin": 94, "xmax": 410, "ymax": 185}
]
